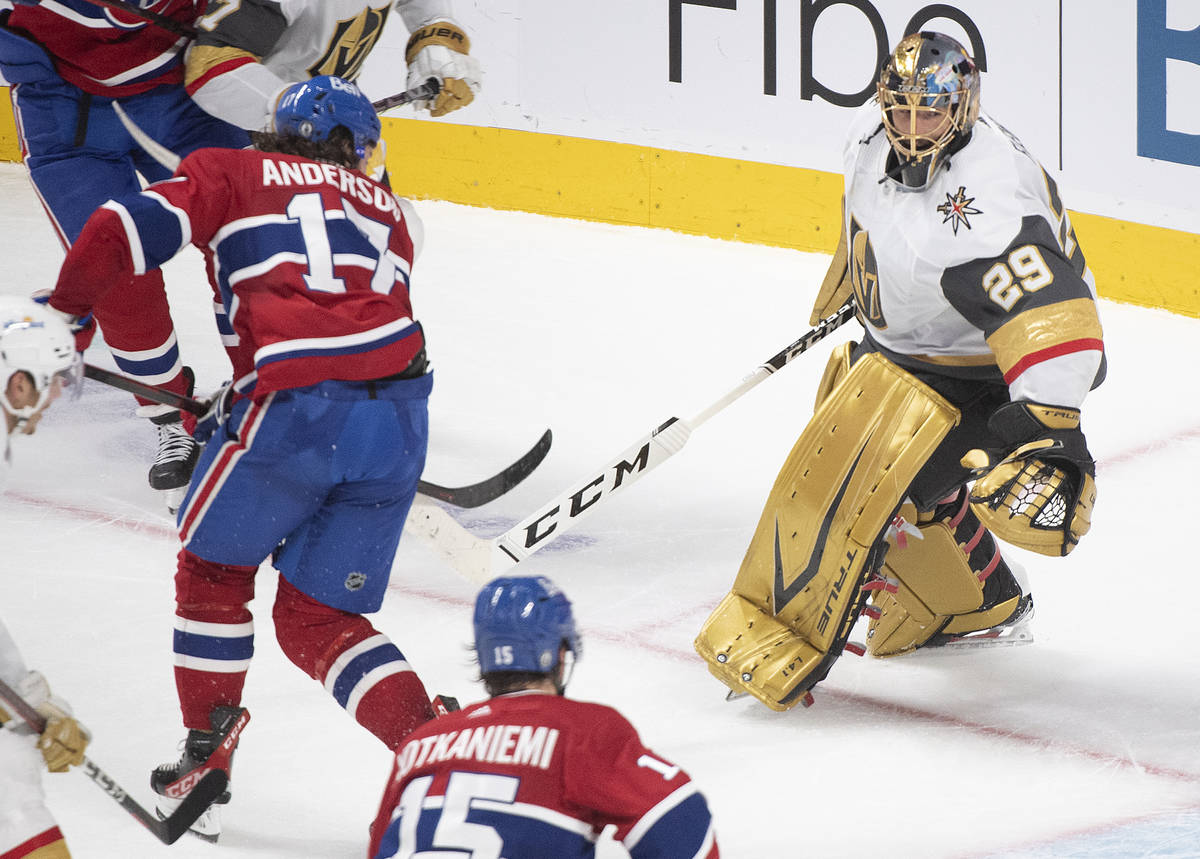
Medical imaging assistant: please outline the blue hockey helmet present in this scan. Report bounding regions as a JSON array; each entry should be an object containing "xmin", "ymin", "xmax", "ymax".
[
  {"xmin": 273, "ymin": 75, "xmax": 381, "ymax": 162},
  {"xmin": 473, "ymin": 576, "xmax": 580, "ymax": 676}
]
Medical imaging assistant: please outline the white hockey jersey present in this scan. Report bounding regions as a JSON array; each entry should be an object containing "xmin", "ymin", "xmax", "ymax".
[
  {"xmin": 185, "ymin": 0, "xmax": 458, "ymax": 130},
  {"xmin": 840, "ymin": 101, "xmax": 1104, "ymax": 408},
  {"xmin": 0, "ymin": 619, "xmax": 64, "ymax": 857}
]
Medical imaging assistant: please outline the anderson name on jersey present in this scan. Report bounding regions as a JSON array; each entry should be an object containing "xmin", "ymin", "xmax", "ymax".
[
  {"xmin": 370, "ymin": 692, "xmax": 720, "ymax": 859},
  {"xmin": 841, "ymin": 100, "xmax": 1104, "ymax": 410},
  {"xmin": 50, "ymin": 146, "xmax": 426, "ymax": 397}
]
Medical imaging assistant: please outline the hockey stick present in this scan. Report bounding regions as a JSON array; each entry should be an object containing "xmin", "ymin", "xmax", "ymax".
[
  {"xmin": 371, "ymin": 79, "xmax": 441, "ymax": 113},
  {"xmin": 406, "ymin": 299, "xmax": 859, "ymax": 583},
  {"xmin": 113, "ymin": 75, "xmax": 440, "ymax": 175},
  {"xmin": 0, "ymin": 676, "xmax": 229, "ymax": 846},
  {"xmin": 81, "ymin": 363, "xmax": 552, "ymax": 508},
  {"xmin": 83, "ymin": 364, "xmax": 199, "ymax": 415}
]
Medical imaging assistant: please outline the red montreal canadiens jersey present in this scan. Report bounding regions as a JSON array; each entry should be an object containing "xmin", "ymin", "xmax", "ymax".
[
  {"xmin": 370, "ymin": 692, "xmax": 720, "ymax": 859},
  {"xmin": 54, "ymin": 147, "xmax": 423, "ymax": 396},
  {"xmin": 7, "ymin": 0, "xmax": 201, "ymax": 96}
]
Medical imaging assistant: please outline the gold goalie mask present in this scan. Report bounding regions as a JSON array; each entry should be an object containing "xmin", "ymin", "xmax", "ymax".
[{"xmin": 878, "ymin": 31, "xmax": 981, "ymax": 189}]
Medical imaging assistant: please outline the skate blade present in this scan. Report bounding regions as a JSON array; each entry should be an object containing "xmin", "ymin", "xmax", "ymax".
[
  {"xmin": 156, "ymin": 795, "xmax": 222, "ymax": 842},
  {"xmin": 893, "ymin": 628, "xmax": 1035, "ymax": 658},
  {"xmin": 163, "ymin": 486, "xmax": 187, "ymax": 516},
  {"xmin": 940, "ymin": 627, "xmax": 1035, "ymax": 651}
]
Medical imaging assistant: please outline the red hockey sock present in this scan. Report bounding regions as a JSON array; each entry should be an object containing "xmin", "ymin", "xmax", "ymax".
[
  {"xmin": 272, "ymin": 575, "xmax": 435, "ymax": 749},
  {"xmin": 173, "ymin": 550, "xmax": 257, "ymax": 730},
  {"xmin": 91, "ymin": 269, "xmax": 191, "ymax": 404}
]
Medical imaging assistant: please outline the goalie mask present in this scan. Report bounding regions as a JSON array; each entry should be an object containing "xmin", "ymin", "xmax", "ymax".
[
  {"xmin": 878, "ymin": 31, "xmax": 980, "ymax": 189},
  {"xmin": 473, "ymin": 576, "xmax": 580, "ymax": 693},
  {"xmin": 0, "ymin": 297, "xmax": 82, "ymax": 431}
]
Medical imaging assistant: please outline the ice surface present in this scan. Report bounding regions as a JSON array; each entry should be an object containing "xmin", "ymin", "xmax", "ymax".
[{"xmin": 2, "ymin": 164, "xmax": 1198, "ymax": 858}]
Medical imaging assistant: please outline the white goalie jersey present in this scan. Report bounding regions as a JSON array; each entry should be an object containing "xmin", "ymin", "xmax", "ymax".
[
  {"xmin": 185, "ymin": 0, "xmax": 460, "ymax": 130},
  {"xmin": 840, "ymin": 101, "xmax": 1104, "ymax": 409}
]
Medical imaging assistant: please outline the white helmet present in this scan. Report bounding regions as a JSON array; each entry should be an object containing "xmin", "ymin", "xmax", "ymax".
[{"xmin": 0, "ymin": 297, "xmax": 82, "ymax": 427}]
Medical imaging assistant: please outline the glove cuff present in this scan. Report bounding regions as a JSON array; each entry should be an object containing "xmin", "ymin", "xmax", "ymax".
[
  {"xmin": 988, "ymin": 401, "xmax": 1079, "ymax": 445},
  {"xmin": 406, "ymin": 21, "xmax": 471, "ymax": 62}
]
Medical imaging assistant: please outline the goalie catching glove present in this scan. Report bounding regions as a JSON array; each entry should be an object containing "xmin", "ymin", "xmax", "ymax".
[
  {"xmin": 961, "ymin": 401, "xmax": 1096, "ymax": 556},
  {"xmin": 405, "ymin": 21, "xmax": 481, "ymax": 117}
]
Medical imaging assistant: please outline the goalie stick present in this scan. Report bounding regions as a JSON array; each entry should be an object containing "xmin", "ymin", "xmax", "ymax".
[
  {"xmin": 0, "ymin": 676, "xmax": 230, "ymax": 846},
  {"xmin": 81, "ymin": 363, "xmax": 551, "ymax": 508},
  {"xmin": 407, "ymin": 299, "xmax": 859, "ymax": 584}
]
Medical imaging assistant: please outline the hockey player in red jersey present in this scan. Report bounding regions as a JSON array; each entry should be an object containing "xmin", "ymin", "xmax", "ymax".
[
  {"xmin": 697, "ymin": 32, "xmax": 1104, "ymax": 711},
  {"xmin": 185, "ymin": 0, "xmax": 482, "ymax": 132},
  {"xmin": 46, "ymin": 75, "xmax": 439, "ymax": 840},
  {"xmin": 0, "ymin": 0, "xmax": 250, "ymax": 508},
  {"xmin": 370, "ymin": 576, "xmax": 721, "ymax": 859}
]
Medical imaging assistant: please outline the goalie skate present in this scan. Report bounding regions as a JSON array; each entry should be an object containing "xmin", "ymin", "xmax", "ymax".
[{"xmin": 917, "ymin": 594, "xmax": 1035, "ymax": 654}]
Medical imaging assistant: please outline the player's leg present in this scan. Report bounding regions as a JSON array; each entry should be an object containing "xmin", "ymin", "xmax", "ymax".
[
  {"xmin": 168, "ymin": 552, "xmax": 258, "ymax": 734},
  {"xmin": 11, "ymin": 79, "xmax": 198, "ymax": 498},
  {"xmin": 272, "ymin": 577, "xmax": 435, "ymax": 750},
  {"xmin": 0, "ymin": 728, "xmax": 71, "ymax": 858},
  {"xmin": 867, "ymin": 378, "xmax": 1034, "ymax": 654},
  {"xmin": 696, "ymin": 353, "xmax": 959, "ymax": 709},
  {"xmin": 153, "ymin": 393, "xmax": 331, "ymax": 837},
  {"xmin": 149, "ymin": 550, "xmax": 253, "ymax": 841},
  {"xmin": 170, "ymin": 391, "xmax": 336, "ymax": 711},
  {"xmin": 866, "ymin": 490, "xmax": 1033, "ymax": 656},
  {"xmin": 271, "ymin": 383, "xmax": 435, "ymax": 748}
]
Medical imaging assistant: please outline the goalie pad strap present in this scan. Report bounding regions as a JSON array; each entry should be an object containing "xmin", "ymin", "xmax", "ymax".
[
  {"xmin": 695, "ymin": 353, "xmax": 959, "ymax": 710},
  {"xmin": 866, "ymin": 519, "xmax": 984, "ymax": 656}
]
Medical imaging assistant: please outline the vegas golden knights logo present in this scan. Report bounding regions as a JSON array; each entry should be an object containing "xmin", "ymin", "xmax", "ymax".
[
  {"xmin": 307, "ymin": 6, "xmax": 390, "ymax": 81},
  {"xmin": 848, "ymin": 216, "xmax": 886, "ymax": 329}
]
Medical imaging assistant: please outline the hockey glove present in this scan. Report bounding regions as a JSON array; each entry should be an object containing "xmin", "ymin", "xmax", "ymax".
[
  {"xmin": 33, "ymin": 289, "xmax": 96, "ymax": 353},
  {"xmin": 405, "ymin": 21, "xmax": 481, "ymax": 117},
  {"xmin": 37, "ymin": 706, "xmax": 90, "ymax": 772},
  {"xmin": 193, "ymin": 381, "xmax": 235, "ymax": 444},
  {"xmin": 17, "ymin": 671, "xmax": 90, "ymax": 772},
  {"xmin": 961, "ymin": 401, "xmax": 1097, "ymax": 556}
]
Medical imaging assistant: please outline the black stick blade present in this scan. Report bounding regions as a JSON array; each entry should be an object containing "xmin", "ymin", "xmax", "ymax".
[{"xmin": 416, "ymin": 429, "xmax": 553, "ymax": 508}]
